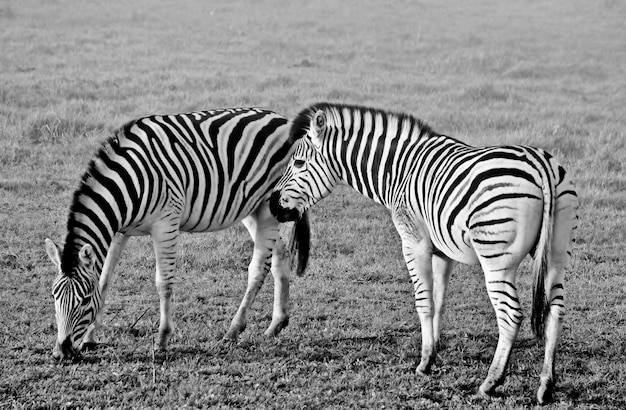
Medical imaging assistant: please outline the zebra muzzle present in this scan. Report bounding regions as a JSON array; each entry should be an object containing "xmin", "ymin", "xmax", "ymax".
[
  {"xmin": 52, "ymin": 336, "xmax": 80, "ymax": 361},
  {"xmin": 269, "ymin": 191, "xmax": 300, "ymax": 222}
]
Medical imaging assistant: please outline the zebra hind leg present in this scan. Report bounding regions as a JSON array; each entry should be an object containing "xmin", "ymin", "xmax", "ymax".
[
  {"xmin": 478, "ymin": 262, "xmax": 523, "ymax": 397},
  {"xmin": 223, "ymin": 208, "xmax": 277, "ymax": 340},
  {"xmin": 536, "ymin": 264, "xmax": 565, "ymax": 405},
  {"xmin": 536, "ymin": 191, "xmax": 576, "ymax": 404},
  {"xmin": 264, "ymin": 235, "xmax": 291, "ymax": 337}
]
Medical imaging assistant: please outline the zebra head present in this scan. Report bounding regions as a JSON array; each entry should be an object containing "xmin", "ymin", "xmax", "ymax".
[
  {"xmin": 270, "ymin": 108, "xmax": 341, "ymax": 222},
  {"xmin": 45, "ymin": 238, "xmax": 100, "ymax": 360}
]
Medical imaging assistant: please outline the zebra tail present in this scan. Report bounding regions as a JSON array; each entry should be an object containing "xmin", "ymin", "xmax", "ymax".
[
  {"xmin": 530, "ymin": 177, "xmax": 555, "ymax": 340},
  {"xmin": 289, "ymin": 211, "xmax": 310, "ymax": 276}
]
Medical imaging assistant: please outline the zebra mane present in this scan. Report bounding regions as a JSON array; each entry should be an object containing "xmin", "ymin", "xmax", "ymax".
[
  {"xmin": 60, "ymin": 121, "xmax": 134, "ymax": 275},
  {"xmin": 289, "ymin": 102, "xmax": 438, "ymax": 143}
]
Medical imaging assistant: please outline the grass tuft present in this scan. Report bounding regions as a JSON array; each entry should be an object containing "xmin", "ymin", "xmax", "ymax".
[
  {"xmin": 462, "ymin": 84, "xmax": 511, "ymax": 103},
  {"xmin": 25, "ymin": 115, "xmax": 105, "ymax": 144}
]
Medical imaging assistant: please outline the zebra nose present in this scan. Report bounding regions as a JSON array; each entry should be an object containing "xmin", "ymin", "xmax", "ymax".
[
  {"xmin": 52, "ymin": 336, "xmax": 78, "ymax": 361},
  {"xmin": 269, "ymin": 191, "xmax": 287, "ymax": 220},
  {"xmin": 269, "ymin": 191, "xmax": 301, "ymax": 222}
]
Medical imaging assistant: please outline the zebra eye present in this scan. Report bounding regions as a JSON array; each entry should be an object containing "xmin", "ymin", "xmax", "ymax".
[
  {"xmin": 293, "ymin": 159, "xmax": 306, "ymax": 169},
  {"xmin": 315, "ymin": 112, "xmax": 325, "ymax": 128}
]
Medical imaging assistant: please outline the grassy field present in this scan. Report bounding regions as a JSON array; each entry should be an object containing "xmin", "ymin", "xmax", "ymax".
[{"xmin": 1, "ymin": 0, "xmax": 625, "ymax": 408}]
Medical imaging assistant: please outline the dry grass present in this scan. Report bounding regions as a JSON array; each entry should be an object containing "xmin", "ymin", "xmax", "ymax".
[{"xmin": 1, "ymin": 0, "xmax": 625, "ymax": 408}]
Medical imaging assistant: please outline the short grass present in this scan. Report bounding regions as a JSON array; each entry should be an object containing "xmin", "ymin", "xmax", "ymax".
[{"xmin": 1, "ymin": 0, "xmax": 625, "ymax": 408}]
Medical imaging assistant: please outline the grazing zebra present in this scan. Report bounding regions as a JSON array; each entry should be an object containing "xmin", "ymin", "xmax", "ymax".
[
  {"xmin": 45, "ymin": 107, "xmax": 310, "ymax": 360},
  {"xmin": 269, "ymin": 102, "xmax": 578, "ymax": 404}
]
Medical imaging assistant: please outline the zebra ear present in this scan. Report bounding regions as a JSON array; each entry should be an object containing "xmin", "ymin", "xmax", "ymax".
[
  {"xmin": 310, "ymin": 110, "xmax": 326, "ymax": 150},
  {"xmin": 78, "ymin": 244, "xmax": 95, "ymax": 268},
  {"xmin": 45, "ymin": 238, "xmax": 61, "ymax": 271}
]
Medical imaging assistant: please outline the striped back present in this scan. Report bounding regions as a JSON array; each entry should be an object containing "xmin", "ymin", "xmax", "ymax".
[
  {"xmin": 274, "ymin": 102, "xmax": 566, "ymax": 261},
  {"xmin": 61, "ymin": 108, "xmax": 292, "ymax": 271}
]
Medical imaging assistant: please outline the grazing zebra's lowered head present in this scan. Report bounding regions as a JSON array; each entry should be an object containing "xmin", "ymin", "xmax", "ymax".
[{"xmin": 45, "ymin": 237, "xmax": 100, "ymax": 361}]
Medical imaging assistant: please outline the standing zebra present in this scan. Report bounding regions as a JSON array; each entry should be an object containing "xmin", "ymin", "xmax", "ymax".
[
  {"xmin": 269, "ymin": 102, "xmax": 578, "ymax": 404},
  {"xmin": 45, "ymin": 107, "xmax": 310, "ymax": 360}
]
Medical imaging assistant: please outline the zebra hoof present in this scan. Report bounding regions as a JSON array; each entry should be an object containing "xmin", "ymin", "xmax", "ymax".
[
  {"xmin": 153, "ymin": 343, "xmax": 167, "ymax": 353},
  {"xmin": 223, "ymin": 321, "xmax": 246, "ymax": 341},
  {"xmin": 222, "ymin": 329, "xmax": 241, "ymax": 342},
  {"xmin": 477, "ymin": 386, "xmax": 492, "ymax": 399},
  {"xmin": 264, "ymin": 317, "xmax": 289, "ymax": 337},
  {"xmin": 479, "ymin": 381, "xmax": 494, "ymax": 397},
  {"xmin": 221, "ymin": 336, "xmax": 238, "ymax": 345},
  {"xmin": 478, "ymin": 376, "xmax": 503, "ymax": 398},
  {"xmin": 415, "ymin": 357, "xmax": 434, "ymax": 377},
  {"xmin": 154, "ymin": 335, "xmax": 170, "ymax": 352},
  {"xmin": 415, "ymin": 368, "xmax": 429, "ymax": 377},
  {"xmin": 536, "ymin": 380, "xmax": 554, "ymax": 405},
  {"xmin": 415, "ymin": 364, "xmax": 431, "ymax": 377}
]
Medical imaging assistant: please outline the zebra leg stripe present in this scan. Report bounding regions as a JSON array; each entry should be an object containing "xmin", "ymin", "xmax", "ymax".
[
  {"xmin": 265, "ymin": 235, "xmax": 291, "ymax": 337},
  {"xmin": 393, "ymin": 210, "xmax": 436, "ymax": 375},
  {"xmin": 479, "ymin": 267, "xmax": 523, "ymax": 396},
  {"xmin": 151, "ymin": 206, "xmax": 183, "ymax": 351}
]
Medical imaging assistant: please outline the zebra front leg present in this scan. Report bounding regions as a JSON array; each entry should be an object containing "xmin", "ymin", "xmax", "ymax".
[
  {"xmin": 264, "ymin": 236, "xmax": 290, "ymax": 337},
  {"xmin": 82, "ymin": 233, "xmax": 129, "ymax": 348},
  {"xmin": 223, "ymin": 212, "xmax": 275, "ymax": 340},
  {"xmin": 393, "ymin": 211, "xmax": 436, "ymax": 375},
  {"xmin": 223, "ymin": 252, "xmax": 272, "ymax": 340},
  {"xmin": 432, "ymin": 254, "xmax": 455, "ymax": 350},
  {"xmin": 408, "ymin": 249, "xmax": 436, "ymax": 376},
  {"xmin": 151, "ymin": 222, "xmax": 181, "ymax": 351},
  {"xmin": 478, "ymin": 264, "xmax": 523, "ymax": 397}
]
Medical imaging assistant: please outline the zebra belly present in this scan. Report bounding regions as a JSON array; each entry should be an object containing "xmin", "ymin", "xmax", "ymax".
[
  {"xmin": 179, "ymin": 216, "xmax": 248, "ymax": 233},
  {"xmin": 178, "ymin": 192, "xmax": 266, "ymax": 233}
]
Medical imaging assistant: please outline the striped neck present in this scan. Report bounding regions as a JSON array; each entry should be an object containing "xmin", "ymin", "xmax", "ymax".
[
  {"xmin": 60, "ymin": 150, "xmax": 125, "ymax": 276},
  {"xmin": 60, "ymin": 194, "xmax": 115, "ymax": 276},
  {"xmin": 319, "ymin": 104, "xmax": 436, "ymax": 208}
]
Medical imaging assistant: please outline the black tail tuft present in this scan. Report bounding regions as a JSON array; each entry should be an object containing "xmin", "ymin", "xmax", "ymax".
[
  {"xmin": 531, "ymin": 255, "xmax": 549, "ymax": 339},
  {"xmin": 289, "ymin": 211, "xmax": 310, "ymax": 276}
]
